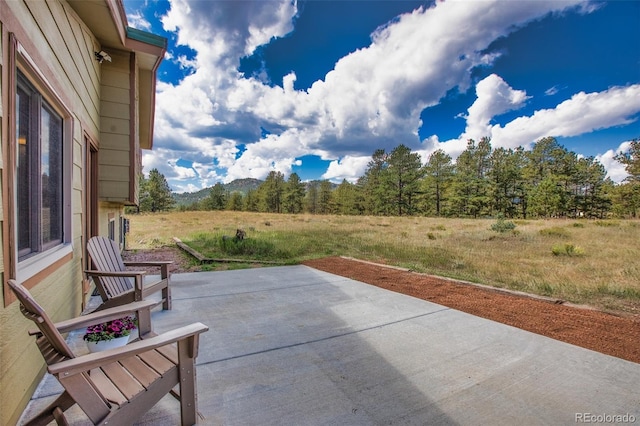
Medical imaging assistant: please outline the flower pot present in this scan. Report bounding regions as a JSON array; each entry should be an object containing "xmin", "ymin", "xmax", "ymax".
[{"xmin": 86, "ymin": 335, "xmax": 130, "ymax": 353}]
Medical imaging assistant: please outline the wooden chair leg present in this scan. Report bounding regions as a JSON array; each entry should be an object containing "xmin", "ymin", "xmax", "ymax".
[
  {"xmin": 177, "ymin": 339, "xmax": 197, "ymax": 425},
  {"xmin": 23, "ymin": 391, "xmax": 74, "ymax": 426},
  {"xmin": 160, "ymin": 264, "xmax": 171, "ymax": 310},
  {"xmin": 137, "ymin": 306, "xmax": 153, "ymax": 337},
  {"xmin": 163, "ymin": 285, "xmax": 171, "ymax": 310},
  {"xmin": 52, "ymin": 407, "xmax": 69, "ymax": 426}
]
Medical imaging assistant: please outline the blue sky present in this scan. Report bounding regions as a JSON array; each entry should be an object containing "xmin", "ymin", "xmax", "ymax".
[{"xmin": 123, "ymin": 0, "xmax": 640, "ymax": 193}]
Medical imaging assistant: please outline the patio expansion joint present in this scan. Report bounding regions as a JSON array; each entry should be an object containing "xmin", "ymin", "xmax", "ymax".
[
  {"xmin": 172, "ymin": 281, "xmax": 328, "ymax": 301},
  {"xmin": 197, "ymin": 307, "xmax": 451, "ymax": 367}
]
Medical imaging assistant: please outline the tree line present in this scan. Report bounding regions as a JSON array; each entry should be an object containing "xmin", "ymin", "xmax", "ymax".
[{"xmin": 136, "ymin": 136, "xmax": 640, "ymax": 219}]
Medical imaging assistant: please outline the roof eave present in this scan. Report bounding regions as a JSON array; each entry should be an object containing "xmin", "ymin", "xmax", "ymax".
[{"xmin": 67, "ymin": 0, "xmax": 166, "ymax": 150}]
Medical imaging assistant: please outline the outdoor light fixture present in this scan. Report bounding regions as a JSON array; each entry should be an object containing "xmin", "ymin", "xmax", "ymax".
[{"xmin": 94, "ymin": 50, "xmax": 112, "ymax": 64}]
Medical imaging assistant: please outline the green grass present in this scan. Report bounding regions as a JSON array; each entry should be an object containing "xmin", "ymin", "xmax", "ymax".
[
  {"xmin": 551, "ymin": 243, "xmax": 585, "ymax": 256},
  {"xmin": 125, "ymin": 211, "xmax": 640, "ymax": 314}
]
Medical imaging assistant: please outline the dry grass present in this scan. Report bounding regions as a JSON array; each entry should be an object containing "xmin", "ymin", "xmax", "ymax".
[{"xmin": 125, "ymin": 211, "xmax": 640, "ymax": 314}]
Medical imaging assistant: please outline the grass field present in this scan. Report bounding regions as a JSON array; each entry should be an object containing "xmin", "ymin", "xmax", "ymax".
[{"xmin": 125, "ymin": 211, "xmax": 640, "ymax": 314}]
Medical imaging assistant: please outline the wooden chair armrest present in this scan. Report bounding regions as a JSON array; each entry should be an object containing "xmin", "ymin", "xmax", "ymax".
[
  {"xmin": 48, "ymin": 323, "xmax": 209, "ymax": 376},
  {"xmin": 29, "ymin": 300, "xmax": 159, "ymax": 336},
  {"xmin": 123, "ymin": 261, "xmax": 171, "ymax": 279},
  {"xmin": 123, "ymin": 261, "xmax": 173, "ymax": 266},
  {"xmin": 85, "ymin": 269, "xmax": 147, "ymax": 278}
]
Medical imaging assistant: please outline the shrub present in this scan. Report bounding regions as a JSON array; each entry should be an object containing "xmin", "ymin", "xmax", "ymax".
[
  {"xmin": 490, "ymin": 215, "xmax": 516, "ymax": 233},
  {"xmin": 539, "ymin": 227, "xmax": 570, "ymax": 238},
  {"xmin": 551, "ymin": 243, "xmax": 584, "ymax": 256},
  {"xmin": 594, "ymin": 220, "xmax": 620, "ymax": 227}
]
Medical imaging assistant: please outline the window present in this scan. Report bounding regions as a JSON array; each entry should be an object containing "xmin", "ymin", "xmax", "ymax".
[
  {"xmin": 16, "ymin": 70, "xmax": 65, "ymax": 262},
  {"xmin": 108, "ymin": 216, "xmax": 115, "ymax": 241}
]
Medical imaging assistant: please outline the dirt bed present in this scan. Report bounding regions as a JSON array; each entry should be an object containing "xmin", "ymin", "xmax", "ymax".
[{"xmin": 124, "ymin": 248, "xmax": 639, "ymax": 364}]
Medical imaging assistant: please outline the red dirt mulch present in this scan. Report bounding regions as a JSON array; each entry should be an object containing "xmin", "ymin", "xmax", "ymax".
[{"xmin": 302, "ymin": 256, "xmax": 640, "ymax": 364}]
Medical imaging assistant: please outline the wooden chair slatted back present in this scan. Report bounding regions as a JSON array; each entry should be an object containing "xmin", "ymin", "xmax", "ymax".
[
  {"xmin": 8, "ymin": 280, "xmax": 75, "ymax": 362},
  {"xmin": 87, "ymin": 236, "xmax": 133, "ymax": 297}
]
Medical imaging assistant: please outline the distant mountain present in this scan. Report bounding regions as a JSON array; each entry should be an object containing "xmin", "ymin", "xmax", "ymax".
[
  {"xmin": 172, "ymin": 178, "xmax": 263, "ymax": 206},
  {"xmin": 304, "ymin": 180, "xmax": 338, "ymax": 190},
  {"xmin": 224, "ymin": 178, "xmax": 263, "ymax": 193},
  {"xmin": 172, "ymin": 187, "xmax": 210, "ymax": 206},
  {"xmin": 171, "ymin": 178, "xmax": 339, "ymax": 207}
]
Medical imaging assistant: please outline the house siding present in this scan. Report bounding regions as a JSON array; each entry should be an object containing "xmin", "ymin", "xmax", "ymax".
[
  {"xmin": 99, "ymin": 49, "xmax": 135, "ymax": 203},
  {"xmin": 0, "ymin": 1, "xmax": 163, "ymax": 423},
  {"xmin": 0, "ymin": 1, "xmax": 98, "ymax": 424}
]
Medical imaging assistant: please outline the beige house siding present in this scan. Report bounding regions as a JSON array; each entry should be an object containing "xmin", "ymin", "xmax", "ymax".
[
  {"xmin": 99, "ymin": 49, "xmax": 136, "ymax": 203},
  {"xmin": 98, "ymin": 201, "xmax": 125, "ymax": 246},
  {"xmin": 0, "ymin": 1, "xmax": 98, "ymax": 424},
  {"xmin": 0, "ymin": 1, "xmax": 164, "ymax": 423}
]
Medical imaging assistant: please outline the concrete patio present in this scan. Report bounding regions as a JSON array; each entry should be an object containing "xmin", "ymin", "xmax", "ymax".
[{"xmin": 20, "ymin": 265, "xmax": 640, "ymax": 425}]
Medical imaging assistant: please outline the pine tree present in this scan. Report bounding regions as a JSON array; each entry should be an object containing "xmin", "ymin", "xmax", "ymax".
[
  {"xmin": 259, "ymin": 171, "xmax": 285, "ymax": 213},
  {"xmin": 613, "ymin": 138, "xmax": 640, "ymax": 217},
  {"xmin": 488, "ymin": 147, "xmax": 525, "ymax": 218},
  {"xmin": 529, "ymin": 175, "xmax": 564, "ymax": 218},
  {"xmin": 139, "ymin": 168, "xmax": 175, "ymax": 212},
  {"xmin": 305, "ymin": 182, "xmax": 319, "ymax": 213},
  {"xmin": 203, "ymin": 183, "xmax": 227, "ymax": 210},
  {"xmin": 318, "ymin": 180, "xmax": 333, "ymax": 214},
  {"xmin": 244, "ymin": 189, "xmax": 260, "ymax": 212},
  {"xmin": 449, "ymin": 139, "xmax": 491, "ymax": 217},
  {"xmin": 226, "ymin": 191, "xmax": 244, "ymax": 211},
  {"xmin": 614, "ymin": 138, "xmax": 640, "ymax": 182},
  {"xmin": 422, "ymin": 149, "xmax": 454, "ymax": 216},
  {"xmin": 333, "ymin": 179, "xmax": 362, "ymax": 215},
  {"xmin": 357, "ymin": 149, "xmax": 388, "ymax": 215},
  {"xmin": 381, "ymin": 144, "xmax": 425, "ymax": 216},
  {"xmin": 283, "ymin": 173, "xmax": 306, "ymax": 213}
]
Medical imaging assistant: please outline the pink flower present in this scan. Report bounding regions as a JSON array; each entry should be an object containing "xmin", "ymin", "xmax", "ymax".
[{"xmin": 83, "ymin": 316, "xmax": 137, "ymax": 342}]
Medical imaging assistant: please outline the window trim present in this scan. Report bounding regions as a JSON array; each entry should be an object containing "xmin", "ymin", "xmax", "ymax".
[
  {"xmin": 4, "ymin": 34, "xmax": 73, "ymax": 303},
  {"xmin": 16, "ymin": 73, "xmax": 65, "ymax": 260}
]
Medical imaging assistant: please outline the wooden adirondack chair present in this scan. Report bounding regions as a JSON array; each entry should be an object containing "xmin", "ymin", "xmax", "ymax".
[
  {"xmin": 9, "ymin": 279, "xmax": 208, "ymax": 426},
  {"xmin": 86, "ymin": 236, "xmax": 172, "ymax": 311}
]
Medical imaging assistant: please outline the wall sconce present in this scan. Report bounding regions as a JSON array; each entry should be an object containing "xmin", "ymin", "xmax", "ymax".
[{"xmin": 94, "ymin": 50, "xmax": 112, "ymax": 64}]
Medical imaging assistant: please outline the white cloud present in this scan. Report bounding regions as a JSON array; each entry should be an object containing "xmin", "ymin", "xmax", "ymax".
[
  {"xmin": 175, "ymin": 55, "xmax": 198, "ymax": 70},
  {"xmin": 597, "ymin": 141, "xmax": 632, "ymax": 183},
  {"xmin": 161, "ymin": 0, "xmax": 297, "ymax": 66},
  {"xmin": 462, "ymin": 74, "xmax": 530, "ymax": 142},
  {"xmin": 431, "ymin": 82, "xmax": 640, "ymax": 177},
  {"xmin": 322, "ymin": 156, "xmax": 372, "ymax": 183},
  {"xmin": 224, "ymin": 130, "xmax": 311, "ymax": 182},
  {"xmin": 142, "ymin": 0, "xmax": 601, "ymax": 191},
  {"xmin": 127, "ymin": 11, "xmax": 152, "ymax": 31},
  {"xmin": 168, "ymin": 161, "xmax": 197, "ymax": 180},
  {"xmin": 489, "ymin": 84, "xmax": 640, "ymax": 149},
  {"xmin": 245, "ymin": 0, "xmax": 298, "ymax": 55},
  {"xmin": 545, "ymin": 86, "xmax": 560, "ymax": 96}
]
